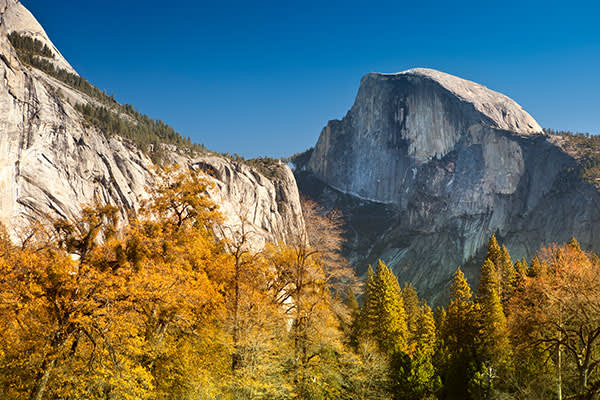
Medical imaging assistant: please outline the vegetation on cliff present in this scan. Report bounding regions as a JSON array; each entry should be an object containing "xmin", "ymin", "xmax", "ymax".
[
  {"xmin": 546, "ymin": 128, "xmax": 600, "ymax": 185},
  {"xmin": 8, "ymin": 33, "xmax": 206, "ymax": 162}
]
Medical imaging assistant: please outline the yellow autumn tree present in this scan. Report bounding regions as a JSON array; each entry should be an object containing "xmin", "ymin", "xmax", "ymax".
[{"xmin": 0, "ymin": 205, "xmax": 154, "ymax": 400}]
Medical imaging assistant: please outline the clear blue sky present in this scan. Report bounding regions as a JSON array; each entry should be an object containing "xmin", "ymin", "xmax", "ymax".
[{"xmin": 22, "ymin": 0, "xmax": 600, "ymax": 158}]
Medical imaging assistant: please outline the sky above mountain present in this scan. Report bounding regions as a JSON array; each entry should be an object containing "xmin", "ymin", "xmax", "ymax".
[{"xmin": 21, "ymin": 0, "xmax": 600, "ymax": 158}]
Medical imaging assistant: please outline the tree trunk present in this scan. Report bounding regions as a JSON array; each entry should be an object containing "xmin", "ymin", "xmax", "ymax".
[
  {"xmin": 31, "ymin": 358, "xmax": 56, "ymax": 400},
  {"xmin": 558, "ymin": 338, "xmax": 562, "ymax": 400},
  {"xmin": 232, "ymin": 258, "xmax": 240, "ymax": 372}
]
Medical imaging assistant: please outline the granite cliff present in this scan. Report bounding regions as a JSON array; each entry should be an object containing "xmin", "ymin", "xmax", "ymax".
[
  {"xmin": 0, "ymin": 0, "xmax": 305, "ymax": 248},
  {"xmin": 294, "ymin": 68, "xmax": 600, "ymax": 301}
]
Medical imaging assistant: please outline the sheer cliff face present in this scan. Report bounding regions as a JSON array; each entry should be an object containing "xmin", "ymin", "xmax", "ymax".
[
  {"xmin": 308, "ymin": 69, "xmax": 540, "ymax": 204},
  {"xmin": 300, "ymin": 68, "xmax": 600, "ymax": 301},
  {"xmin": 0, "ymin": 0, "xmax": 304, "ymax": 248}
]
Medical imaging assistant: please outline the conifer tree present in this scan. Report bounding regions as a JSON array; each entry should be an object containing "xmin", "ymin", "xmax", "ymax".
[
  {"xmin": 391, "ymin": 295, "xmax": 440, "ymax": 399},
  {"xmin": 357, "ymin": 260, "xmax": 408, "ymax": 355},
  {"xmin": 514, "ymin": 257, "xmax": 528, "ymax": 286},
  {"xmin": 358, "ymin": 265, "xmax": 379, "ymax": 338},
  {"xmin": 416, "ymin": 302, "xmax": 437, "ymax": 357},
  {"xmin": 438, "ymin": 268, "xmax": 480, "ymax": 400},
  {"xmin": 402, "ymin": 282, "xmax": 421, "ymax": 353},
  {"xmin": 477, "ymin": 259, "xmax": 512, "ymax": 387},
  {"xmin": 376, "ymin": 260, "xmax": 408, "ymax": 354},
  {"xmin": 479, "ymin": 259, "xmax": 500, "ymax": 299},
  {"xmin": 486, "ymin": 234, "xmax": 502, "ymax": 267},
  {"xmin": 499, "ymin": 245, "xmax": 517, "ymax": 302},
  {"xmin": 567, "ymin": 236, "xmax": 581, "ymax": 251},
  {"xmin": 528, "ymin": 255, "xmax": 543, "ymax": 277},
  {"xmin": 345, "ymin": 287, "xmax": 360, "ymax": 319}
]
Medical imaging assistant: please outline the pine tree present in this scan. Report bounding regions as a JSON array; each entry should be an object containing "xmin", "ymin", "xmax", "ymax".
[
  {"xmin": 402, "ymin": 282, "xmax": 421, "ymax": 353},
  {"xmin": 358, "ymin": 265, "xmax": 379, "ymax": 338},
  {"xmin": 391, "ymin": 298, "xmax": 440, "ymax": 400},
  {"xmin": 499, "ymin": 245, "xmax": 517, "ymax": 302},
  {"xmin": 357, "ymin": 260, "xmax": 408, "ymax": 355},
  {"xmin": 439, "ymin": 268, "xmax": 480, "ymax": 400},
  {"xmin": 477, "ymin": 259, "xmax": 512, "ymax": 380},
  {"xmin": 376, "ymin": 260, "xmax": 408, "ymax": 354},
  {"xmin": 567, "ymin": 236, "xmax": 581, "ymax": 251},
  {"xmin": 486, "ymin": 234, "xmax": 502, "ymax": 267},
  {"xmin": 416, "ymin": 302, "xmax": 437, "ymax": 357},
  {"xmin": 514, "ymin": 257, "xmax": 528, "ymax": 286},
  {"xmin": 528, "ymin": 255, "xmax": 543, "ymax": 277},
  {"xmin": 478, "ymin": 259, "xmax": 500, "ymax": 300}
]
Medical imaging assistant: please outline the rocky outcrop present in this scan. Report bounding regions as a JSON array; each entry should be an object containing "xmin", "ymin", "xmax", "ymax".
[
  {"xmin": 296, "ymin": 68, "xmax": 600, "ymax": 301},
  {"xmin": 0, "ymin": 0, "xmax": 304, "ymax": 249},
  {"xmin": 0, "ymin": 0, "xmax": 76, "ymax": 74}
]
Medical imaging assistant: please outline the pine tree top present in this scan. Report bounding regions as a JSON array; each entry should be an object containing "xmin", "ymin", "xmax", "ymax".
[{"xmin": 450, "ymin": 267, "xmax": 472, "ymax": 303}]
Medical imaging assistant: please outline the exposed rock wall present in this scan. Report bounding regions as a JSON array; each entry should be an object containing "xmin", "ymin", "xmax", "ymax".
[
  {"xmin": 298, "ymin": 68, "xmax": 600, "ymax": 301},
  {"xmin": 0, "ymin": 0, "xmax": 305, "ymax": 249}
]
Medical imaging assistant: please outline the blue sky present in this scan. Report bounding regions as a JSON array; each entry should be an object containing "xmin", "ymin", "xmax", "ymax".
[{"xmin": 22, "ymin": 0, "xmax": 600, "ymax": 158}]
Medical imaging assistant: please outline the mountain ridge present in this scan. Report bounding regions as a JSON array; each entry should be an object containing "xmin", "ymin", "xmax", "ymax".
[{"xmin": 0, "ymin": 0, "xmax": 305, "ymax": 250}]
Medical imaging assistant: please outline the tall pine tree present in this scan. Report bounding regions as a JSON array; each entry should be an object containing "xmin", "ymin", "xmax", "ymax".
[{"xmin": 357, "ymin": 260, "xmax": 408, "ymax": 354}]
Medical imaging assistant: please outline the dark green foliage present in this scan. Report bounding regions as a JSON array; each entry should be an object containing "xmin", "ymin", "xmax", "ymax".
[
  {"xmin": 10, "ymin": 36, "xmax": 117, "ymax": 106},
  {"xmin": 391, "ymin": 351, "xmax": 439, "ymax": 400},
  {"xmin": 8, "ymin": 32, "xmax": 53, "ymax": 58},
  {"xmin": 9, "ymin": 33, "xmax": 206, "ymax": 162},
  {"xmin": 75, "ymin": 103, "xmax": 206, "ymax": 162},
  {"xmin": 436, "ymin": 268, "xmax": 481, "ymax": 400}
]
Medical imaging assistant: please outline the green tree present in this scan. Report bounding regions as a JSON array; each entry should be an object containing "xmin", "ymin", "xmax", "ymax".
[
  {"xmin": 485, "ymin": 234, "xmax": 502, "ymax": 268},
  {"xmin": 402, "ymin": 282, "xmax": 421, "ymax": 351},
  {"xmin": 499, "ymin": 245, "xmax": 517, "ymax": 303},
  {"xmin": 438, "ymin": 268, "xmax": 480, "ymax": 400},
  {"xmin": 358, "ymin": 260, "xmax": 408, "ymax": 354},
  {"xmin": 475, "ymin": 259, "xmax": 512, "ymax": 397}
]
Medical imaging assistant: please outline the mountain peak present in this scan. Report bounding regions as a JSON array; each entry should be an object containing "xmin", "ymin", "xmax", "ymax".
[
  {"xmin": 365, "ymin": 67, "xmax": 542, "ymax": 135},
  {"xmin": 0, "ymin": 0, "xmax": 77, "ymax": 74}
]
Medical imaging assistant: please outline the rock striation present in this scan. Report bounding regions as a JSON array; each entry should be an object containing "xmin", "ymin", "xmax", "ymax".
[
  {"xmin": 0, "ymin": 0, "xmax": 304, "ymax": 249},
  {"xmin": 296, "ymin": 68, "xmax": 600, "ymax": 301}
]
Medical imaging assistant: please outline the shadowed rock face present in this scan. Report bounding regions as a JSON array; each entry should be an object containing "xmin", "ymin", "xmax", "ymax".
[
  {"xmin": 297, "ymin": 69, "xmax": 600, "ymax": 302},
  {"xmin": 0, "ymin": 0, "xmax": 305, "ymax": 249}
]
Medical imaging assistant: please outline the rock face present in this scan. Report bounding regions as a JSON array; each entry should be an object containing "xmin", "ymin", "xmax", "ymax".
[
  {"xmin": 0, "ymin": 0, "xmax": 76, "ymax": 74},
  {"xmin": 0, "ymin": 0, "xmax": 304, "ymax": 249},
  {"xmin": 296, "ymin": 68, "xmax": 600, "ymax": 301}
]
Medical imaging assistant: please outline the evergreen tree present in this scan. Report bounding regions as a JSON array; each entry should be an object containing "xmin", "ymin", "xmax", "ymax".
[
  {"xmin": 376, "ymin": 260, "xmax": 408, "ymax": 354},
  {"xmin": 438, "ymin": 268, "xmax": 480, "ymax": 400},
  {"xmin": 567, "ymin": 236, "xmax": 581, "ymax": 251},
  {"xmin": 358, "ymin": 265, "xmax": 379, "ymax": 338},
  {"xmin": 499, "ymin": 245, "xmax": 517, "ymax": 302},
  {"xmin": 391, "ymin": 295, "xmax": 440, "ymax": 399},
  {"xmin": 476, "ymin": 259, "xmax": 512, "ymax": 394},
  {"xmin": 478, "ymin": 259, "xmax": 500, "ymax": 300},
  {"xmin": 485, "ymin": 234, "xmax": 502, "ymax": 267},
  {"xmin": 514, "ymin": 257, "xmax": 528, "ymax": 286},
  {"xmin": 416, "ymin": 302, "xmax": 437, "ymax": 357},
  {"xmin": 402, "ymin": 282, "xmax": 421, "ymax": 353},
  {"xmin": 528, "ymin": 255, "xmax": 543, "ymax": 277},
  {"xmin": 357, "ymin": 260, "xmax": 408, "ymax": 354}
]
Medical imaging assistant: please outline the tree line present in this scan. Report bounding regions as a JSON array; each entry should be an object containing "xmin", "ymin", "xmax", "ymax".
[
  {"xmin": 8, "ymin": 33, "xmax": 205, "ymax": 163},
  {"xmin": 349, "ymin": 235, "xmax": 600, "ymax": 400},
  {"xmin": 75, "ymin": 103, "xmax": 205, "ymax": 164},
  {"xmin": 8, "ymin": 32, "xmax": 54, "ymax": 58},
  {"xmin": 0, "ymin": 167, "xmax": 599, "ymax": 399}
]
